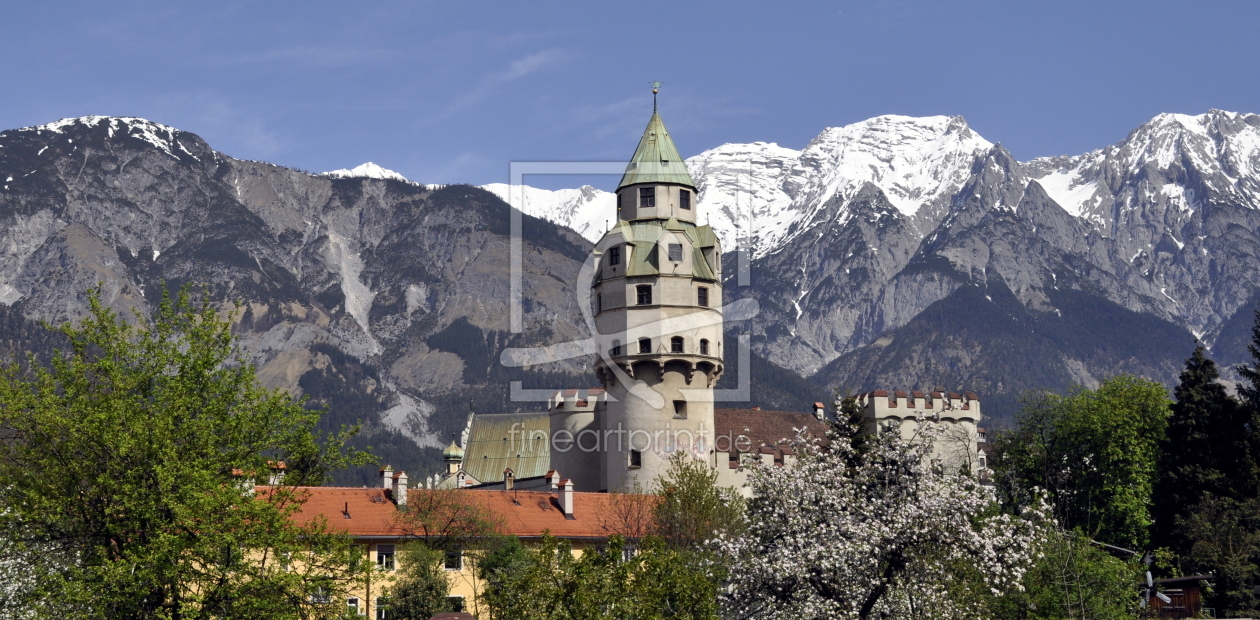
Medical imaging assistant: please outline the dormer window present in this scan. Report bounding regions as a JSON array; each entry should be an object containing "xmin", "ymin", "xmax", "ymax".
[
  {"xmin": 608, "ymin": 245, "xmax": 621, "ymax": 266},
  {"xmin": 680, "ymin": 190, "xmax": 691, "ymax": 210},
  {"xmin": 639, "ymin": 187, "xmax": 655, "ymax": 208}
]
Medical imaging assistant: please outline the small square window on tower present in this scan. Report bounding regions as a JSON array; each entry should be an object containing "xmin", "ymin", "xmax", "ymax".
[
  {"xmin": 636, "ymin": 285, "xmax": 652, "ymax": 305},
  {"xmin": 629, "ymin": 449, "xmax": 643, "ymax": 468},
  {"xmin": 673, "ymin": 400, "xmax": 688, "ymax": 419},
  {"xmin": 680, "ymin": 189, "xmax": 691, "ymax": 210},
  {"xmin": 638, "ymin": 338, "xmax": 652, "ymax": 354},
  {"xmin": 667, "ymin": 243, "xmax": 683, "ymax": 262},
  {"xmin": 639, "ymin": 187, "xmax": 655, "ymax": 208},
  {"xmin": 608, "ymin": 245, "xmax": 620, "ymax": 266},
  {"xmin": 670, "ymin": 336, "xmax": 684, "ymax": 353},
  {"xmin": 697, "ymin": 287, "xmax": 709, "ymax": 307}
]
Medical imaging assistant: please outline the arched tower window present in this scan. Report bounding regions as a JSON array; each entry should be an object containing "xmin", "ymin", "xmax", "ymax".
[
  {"xmin": 700, "ymin": 339, "xmax": 709, "ymax": 355},
  {"xmin": 670, "ymin": 336, "xmax": 684, "ymax": 353},
  {"xmin": 638, "ymin": 338, "xmax": 651, "ymax": 354}
]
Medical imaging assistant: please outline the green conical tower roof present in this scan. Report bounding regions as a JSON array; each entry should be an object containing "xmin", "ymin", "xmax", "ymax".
[{"xmin": 617, "ymin": 112, "xmax": 695, "ymax": 190}]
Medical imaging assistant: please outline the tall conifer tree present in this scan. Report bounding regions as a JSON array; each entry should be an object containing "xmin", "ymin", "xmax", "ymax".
[{"xmin": 1152, "ymin": 344, "xmax": 1254, "ymax": 555}]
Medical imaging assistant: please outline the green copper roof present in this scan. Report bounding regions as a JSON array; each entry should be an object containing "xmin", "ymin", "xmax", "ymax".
[
  {"xmin": 617, "ymin": 112, "xmax": 695, "ymax": 190},
  {"xmin": 598, "ymin": 219, "xmax": 720, "ymax": 281}
]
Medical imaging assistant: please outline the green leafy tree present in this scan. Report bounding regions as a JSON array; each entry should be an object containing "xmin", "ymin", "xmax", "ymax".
[
  {"xmin": 1184, "ymin": 495, "xmax": 1260, "ymax": 615},
  {"xmin": 477, "ymin": 534, "xmax": 719, "ymax": 620},
  {"xmin": 1152, "ymin": 345, "xmax": 1255, "ymax": 556},
  {"xmin": 993, "ymin": 375, "xmax": 1171, "ymax": 549},
  {"xmin": 383, "ymin": 544, "xmax": 454, "ymax": 620},
  {"xmin": 985, "ymin": 528, "xmax": 1140, "ymax": 620},
  {"xmin": 651, "ymin": 452, "xmax": 747, "ymax": 552},
  {"xmin": 0, "ymin": 287, "xmax": 369, "ymax": 620}
]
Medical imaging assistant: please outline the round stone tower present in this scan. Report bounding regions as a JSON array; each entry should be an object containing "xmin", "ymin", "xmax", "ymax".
[{"xmin": 591, "ymin": 107, "xmax": 724, "ymax": 492}]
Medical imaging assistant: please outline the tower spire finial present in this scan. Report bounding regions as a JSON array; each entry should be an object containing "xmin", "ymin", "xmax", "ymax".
[{"xmin": 650, "ymin": 81, "xmax": 663, "ymax": 112}]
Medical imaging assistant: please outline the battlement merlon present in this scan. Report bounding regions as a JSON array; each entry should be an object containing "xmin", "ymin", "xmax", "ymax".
[{"xmin": 857, "ymin": 389, "xmax": 982, "ymax": 423}]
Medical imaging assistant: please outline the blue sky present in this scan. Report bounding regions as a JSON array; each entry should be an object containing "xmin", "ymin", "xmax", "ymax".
[{"xmin": 3, "ymin": 1, "xmax": 1257, "ymax": 189}]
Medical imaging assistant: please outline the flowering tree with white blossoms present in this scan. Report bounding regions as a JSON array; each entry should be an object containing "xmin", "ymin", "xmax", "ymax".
[{"xmin": 718, "ymin": 411, "xmax": 1050, "ymax": 620}]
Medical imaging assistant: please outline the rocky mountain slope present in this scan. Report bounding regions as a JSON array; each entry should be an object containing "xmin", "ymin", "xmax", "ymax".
[
  {"xmin": 511, "ymin": 111, "xmax": 1260, "ymax": 417},
  {"xmin": 0, "ymin": 116, "xmax": 611, "ymax": 484}
]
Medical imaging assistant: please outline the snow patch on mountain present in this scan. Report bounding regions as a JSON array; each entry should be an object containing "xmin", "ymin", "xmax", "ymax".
[
  {"xmin": 1034, "ymin": 168, "xmax": 1101, "ymax": 218},
  {"xmin": 482, "ymin": 183, "xmax": 617, "ymax": 242},
  {"xmin": 323, "ymin": 162, "xmax": 411, "ymax": 183}
]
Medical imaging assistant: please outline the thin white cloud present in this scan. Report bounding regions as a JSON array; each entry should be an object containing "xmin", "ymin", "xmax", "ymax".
[{"xmin": 424, "ymin": 49, "xmax": 568, "ymax": 124}]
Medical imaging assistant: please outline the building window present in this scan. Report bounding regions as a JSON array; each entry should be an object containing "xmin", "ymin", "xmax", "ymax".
[
  {"xmin": 638, "ymin": 338, "xmax": 651, "ymax": 354},
  {"xmin": 608, "ymin": 245, "xmax": 620, "ymax": 266},
  {"xmin": 310, "ymin": 587, "xmax": 331, "ymax": 605},
  {"xmin": 670, "ymin": 336, "xmax": 684, "ymax": 353},
  {"xmin": 697, "ymin": 287, "xmax": 709, "ymax": 307},
  {"xmin": 629, "ymin": 449, "xmax": 643, "ymax": 468},
  {"xmin": 375, "ymin": 597, "xmax": 389, "ymax": 620},
  {"xmin": 680, "ymin": 189, "xmax": 691, "ymax": 210},
  {"xmin": 639, "ymin": 187, "xmax": 655, "ymax": 207},
  {"xmin": 447, "ymin": 597, "xmax": 466, "ymax": 612},
  {"xmin": 636, "ymin": 285, "xmax": 652, "ymax": 305},
  {"xmin": 673, "ymin": 400, "xmax": 687, "ymax": 419},
  {"xmin": 444, "ymin": 547, "xmax": 463, "ymax": 571},
  {"xmin": 700, "ymin": 339, "xmax": 709, "ymax": 355},
  {"xmin": 376, "ymin": 544, "xmax": 395, "ymax": 571},
  {"xmin": 596, "ymin": 293, "xmax": 602, "ymax": 313},
  {"xmin": 611, "ymin": 340, "xmax": 621, "ymax": 356},
  {"xmin": 622, "ymin": 545, "xmax": 637, "ymax": 562},
  {"xmin": 667, "ymin": 243, "xmax": 683, "ymax": 262},
  {"xmin": 347, "ymin": 597, "xmax": 361, "ymax": 615}
]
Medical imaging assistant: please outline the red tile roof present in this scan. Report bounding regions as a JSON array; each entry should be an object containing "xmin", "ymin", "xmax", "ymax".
[
  {"xmin": 264, "ymin": 486, "xmax": 650, "ymax": 540},
  {"xmin": 714, "ymin": 408, "xmax": 828, "ymax": 455},
  {"xmin": 258, "ymin": 486, "xmax": 403, "ymax": 537}
]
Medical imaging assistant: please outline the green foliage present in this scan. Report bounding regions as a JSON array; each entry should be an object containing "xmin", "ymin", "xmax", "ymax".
[
  {"xmin": 382, "ymin": 544, "xmax": 453, "ymax": 620},
  {"xmin": 0, "ymin": 287, "xmax": 370, "ymax": 620},
  {"xmin": 1152, "ymin": 345, "xmax": 1255, "ymax": 556},
  {"xmin": 993, "ymin": 375, "xmax": 1171, "ymax": 549},
  {"xmin": 986, "ymin": 529, "xmax": 1140, "ymax": 620},
  {"xmin": 1183, "ymin": 496, "xmax": 1260, "ymax": 615},
  {"xmin": 477, "ymin": 534, "xmax": 719, "ymax": 620},
  {"xmin": 651, "ymin": 452, "xmax": 747, "ymax": 553}
]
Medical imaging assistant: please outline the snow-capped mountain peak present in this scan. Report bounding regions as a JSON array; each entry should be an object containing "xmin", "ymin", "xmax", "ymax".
[
  {"xmin": 323, "ymin": 162, "xmax": 410, "ymax": 183},
  {"xmin": 12, "ymin": 116, "xmax": 193, "ymax": 160}
]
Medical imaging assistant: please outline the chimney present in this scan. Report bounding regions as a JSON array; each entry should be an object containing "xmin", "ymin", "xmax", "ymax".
[
  {"xmin": 504, "ymin": 468, "xmax": 515, "ymax": 491},
  {"xmin": 392, "ymin": 470, "xmax": 408, "ymax": 506},
  {"xmin": 557, "ymin": 479, "xmax": 575, "ymax": 519},
  {"xmin": 545, "ymin": 470, "xmax": 561, "ymax": 490},
  {"xmin": 266, "ymin": 460, "xmax": 286, "ymax": 486},
  {"xmin": 380, "ymin": 465, "xmax": 393, "ymax": 489},
  {"xmin": 812, "ymin": 402, "xmax": 826, "ymax": 420}
]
